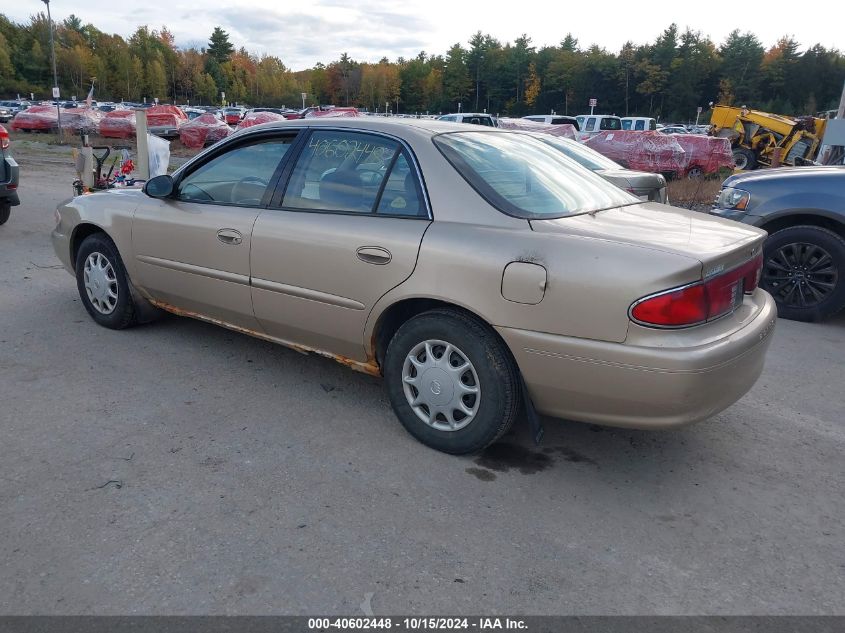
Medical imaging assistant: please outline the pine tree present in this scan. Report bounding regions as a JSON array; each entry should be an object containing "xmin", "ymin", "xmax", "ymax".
[{"xmin": 207, "ymin": 27, "xmax": 234, "ymax": 65}]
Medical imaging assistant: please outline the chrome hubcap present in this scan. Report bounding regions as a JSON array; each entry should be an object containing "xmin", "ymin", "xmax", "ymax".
[
  {"xmin": 402, "ymin": 340, "xmax": 480, "ymax": 432},
  {"xmin": 83, "ymin": 252, "xmax": 118, "ymax": 315}
]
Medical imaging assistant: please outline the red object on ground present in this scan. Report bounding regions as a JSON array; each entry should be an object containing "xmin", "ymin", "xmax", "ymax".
[
  {"xmin": 99, "ymin": 110, "xmax": 136, "ymax": 139},
  {"xmin": 496, "ymin": 118, "xmax": 578, "ymax": 139},
  {"xmin": 305, "ymin": 108, "xmax": 360, "ymax": 118},
  {"xmin": 236, "ymin": 111, "xmax": 288, "ymax": 130},
  {"xmin": 146, "ymin": 105, "xmax": 187, "ymax": 129},
  {"xmin": 10, "ymin": 105, "xmax": 58, "ymax": 131},
  {"xmin": 224, "ymin": 111, "xmax": 243, "ymax": 125},
  {"xmin": 582, "ymin": 130, "xmax": 686, "ymax": 174},
  {"xmin": 672, "ymin": 134, "xmax": 735, "ymax": 176},
  {"xmin": 179, "ymin": 113, "xmax": 232, "ymax": 149}
]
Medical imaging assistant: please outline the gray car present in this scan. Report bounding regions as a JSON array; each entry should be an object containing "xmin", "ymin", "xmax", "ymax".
[
  {"xmin": 711, "ymin": 166, "xmax": 845, "ymax": 322},
  {"xmin": 536, "ymin": 135, "xmax": 668, "ymax": 203}
]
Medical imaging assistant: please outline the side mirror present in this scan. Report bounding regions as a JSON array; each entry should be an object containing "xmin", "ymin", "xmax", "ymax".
[{"xmin": 144, "ymin": 174, "xmax": 174, "ymax": 199}]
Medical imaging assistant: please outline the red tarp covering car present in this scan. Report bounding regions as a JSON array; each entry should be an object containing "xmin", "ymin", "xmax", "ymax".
[
  {"xmin": 582, "ymin": 130, "xmax": 686, "ymax": 174},
  {"xmin": 99, "ymin": 110, "xmax": 136, "ymax": 139},
  {"xmin": 145, "ymin": 105, "xmax": 187, "ymax": 129},
  {"xmin": 305, "ymin": 108, "xmax": 360, "ymax": 118},
  {"xmin": 496, "ymin": 118, "xmax": 578, "ymax": 139},
  {"xmin": 236, "ymin": 111, "xmax": 288, "ymax": 130},
  {"xmin": 10, "ymin": 105, "xmax": 58, "ymax": 131},
  {"xmin": 59, "ymin": 107, "xmax": 104, "ymax": 133},
  {"xmin": 179, "ymin": 113, "xmax": 231, "ymax": 149},
  {"xmin": 671, "ymin": 134, "xmax": 735, "ymax": 177}
]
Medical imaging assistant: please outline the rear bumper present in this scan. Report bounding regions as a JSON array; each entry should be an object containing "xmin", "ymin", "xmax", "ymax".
[{"xmin": 497, "ymin": 291, "xmax": 777, "ymax": 429}]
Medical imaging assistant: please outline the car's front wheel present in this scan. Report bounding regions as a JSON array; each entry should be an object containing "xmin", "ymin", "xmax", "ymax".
[
  {"xmin": 384, "ymin": 308, "xmax": 521, "ymax": 454},
  {"xmin": 75, "ymin": 233, "xmax": 139, "ymax": 329},
  {"xmin": 761, "ymin": 225, "xmax": 845, "ymax": 322}
]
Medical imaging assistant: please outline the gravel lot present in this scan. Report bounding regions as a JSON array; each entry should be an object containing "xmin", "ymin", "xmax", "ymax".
[{"xmin": 1, "ymin": 157, "xmax": 843, "ymax": 615}]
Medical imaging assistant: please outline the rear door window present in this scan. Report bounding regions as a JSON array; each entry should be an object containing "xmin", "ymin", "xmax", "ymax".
[
  {"xmin": 634, "ymin": 120, "xmax": 645, "ymax": 131},
  {"xmin": 584, "ymin": 118, "xmax": 596, "ymax": 131},
  {"xmin": 600, "ymin": 117, "xmax": 621, "ymax": 130},
  {"xmin": 281, "ymin": 130, "xmax": 401, "ymax": 214},
  {"xmin": 375, "ymin": 152, "xmax": 425, "ymax": 217},
  {"xmin": 621, "ymin": 120, "xmax": 632, "ymax": 130}
]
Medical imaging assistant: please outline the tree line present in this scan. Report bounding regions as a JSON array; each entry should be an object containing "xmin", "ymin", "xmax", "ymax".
[{"xmin": 1, "ymin": 13, "xmax": 844, "ymax": 121}]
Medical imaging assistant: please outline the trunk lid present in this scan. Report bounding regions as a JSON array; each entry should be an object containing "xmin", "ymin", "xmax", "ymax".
[{"xmin": 530, "ymin": 202, "xmax": 766, "ymax": 279}]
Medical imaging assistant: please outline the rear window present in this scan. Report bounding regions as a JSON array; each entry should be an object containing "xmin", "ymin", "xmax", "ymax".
[
  {"xmin": 434, "ymin": 131, "xmax": 636, "ymax": 219},
  {"xmin": 599, "ymin": 117, "xmax": 622, "ymax": 130},
  {"xmin": 461, "ymin": 116, "xmax": 494, "ymax": 127}
]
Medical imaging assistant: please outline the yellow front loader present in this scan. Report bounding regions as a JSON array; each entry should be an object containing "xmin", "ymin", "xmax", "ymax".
[{"xmin": 709, "ymin": 105, "xmax": 827, "ymax": 170}]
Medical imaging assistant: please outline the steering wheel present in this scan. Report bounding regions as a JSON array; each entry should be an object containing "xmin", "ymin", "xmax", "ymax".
[{"xmin": 231, "ymin": 176, "xmax": 269, "ymax": 205}]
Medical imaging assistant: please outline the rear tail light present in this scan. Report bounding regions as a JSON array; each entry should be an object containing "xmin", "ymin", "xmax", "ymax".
[
  {"xmin": 630, "ymin": 254, "xmax": 763, "ymax": 328},
  {"xmin": 0, "ymin": 125, "xmax": 9, "ymax": 150}
]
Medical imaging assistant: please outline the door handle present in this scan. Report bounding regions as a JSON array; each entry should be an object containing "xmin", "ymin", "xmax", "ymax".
[
  {"xmin": 217, "ymin": 228, "xmax": 243, "ymax": 245},
  {"xmin": 356, "ymin": 246, "xmax": 392, "ymax": 265}
]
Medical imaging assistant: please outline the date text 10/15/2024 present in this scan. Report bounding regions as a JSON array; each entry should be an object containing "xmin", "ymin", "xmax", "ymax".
[{"xmin": 308, "ymin": 617, "xmax": 528, "ymax": 630}]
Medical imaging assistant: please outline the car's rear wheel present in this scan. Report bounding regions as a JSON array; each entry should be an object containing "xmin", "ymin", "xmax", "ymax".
[
  {"xmin": 761, "ymin": 225, "xmax": 845, "ymax": 322},
  {"xmin": 686, "ymin": 166, "xmax": 703, "ymax": 179},
  {"xmin": 75, "ymin": 233, "xmax": 139, "ymax": 329},
  {"xmin": 733, "ymin": 148, "xmax": 757, "ymax": 170},
  {"xmin": 0, "ymin": 204, "xmax": 10, "ymax": 226},
  {"xmin": 384, "ymin": 308, "xmax": 521, "ymax": 454}
]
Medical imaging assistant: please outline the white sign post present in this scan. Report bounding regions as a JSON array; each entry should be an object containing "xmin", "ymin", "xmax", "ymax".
[
  {"xmin": 301, "ymin": 92, "xmax": 307, "ymax": 109},
  {"xmin": 695, "ymin": 105, "xmax": 703, "ymax": 126},
  {"xmin": 589, "ymin": 97, "xmax": 597, "ymax": 115},
  {"xmin": 52, "ymin": 86, "xmax": 62, "ymax": 138}
]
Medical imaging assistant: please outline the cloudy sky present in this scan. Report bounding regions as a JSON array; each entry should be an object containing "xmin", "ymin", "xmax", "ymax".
[{"xmin": 6, "ymin": 0, "xmax": 841, "ymax": 70}]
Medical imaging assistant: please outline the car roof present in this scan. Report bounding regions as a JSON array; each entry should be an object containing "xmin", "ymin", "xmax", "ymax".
[
  {"xmin": 440, "ymin": 112, "xmax": 492, "ymax": 117},
  {"xmin": 237, "ymin": 116, "xmax": 505, "ymax": 138}
]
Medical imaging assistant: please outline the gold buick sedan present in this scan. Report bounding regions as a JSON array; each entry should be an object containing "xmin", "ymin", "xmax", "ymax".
[{"xmin": 52, "ymin": 118, "xmax": 776, "ymax": 454}]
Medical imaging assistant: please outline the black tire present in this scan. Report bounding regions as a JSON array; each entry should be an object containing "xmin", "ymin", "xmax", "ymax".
[
  {"xmin": 74, "ymin": 233, "xmax": 139, "ymax": 329},
  {"xmin": 0, "ymin": 205, "xmax": 9, "ymax": 226},
  {"xmin": 732, "ymin": 148, "xmax": 757, "ymax": 170},
  {"xmin": 761, "ymin": 225, "xmax": 845, "ymax": 322},
  {"xmin": 384, "ymin": 308, "xmax": 521, "ymax": 454}
]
